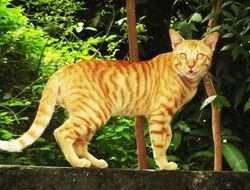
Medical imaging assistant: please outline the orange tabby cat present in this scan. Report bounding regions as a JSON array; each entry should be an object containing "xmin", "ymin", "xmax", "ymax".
[{"xmin": 0, "ymin": 29, "xmax": 219, "ymax": 170}]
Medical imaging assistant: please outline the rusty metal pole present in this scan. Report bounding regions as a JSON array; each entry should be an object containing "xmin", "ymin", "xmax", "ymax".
[
  {"xmin": 203, "ymin": 0, "xmax": 223, "ymax": 171},
  {"xmin": 126, "ymin": 0, "xmax": 148, "ymax": 169}
]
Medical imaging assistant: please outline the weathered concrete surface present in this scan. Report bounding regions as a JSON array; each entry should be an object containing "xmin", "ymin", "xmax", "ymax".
[{"xmin": 0, "ymin": 165, "xmax": 250, "ymax": 190}]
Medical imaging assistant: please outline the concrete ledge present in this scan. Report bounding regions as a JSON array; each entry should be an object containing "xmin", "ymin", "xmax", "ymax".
[{"xmin": 0, "ymin": 165, "xmax": 250, "ymax": 190}]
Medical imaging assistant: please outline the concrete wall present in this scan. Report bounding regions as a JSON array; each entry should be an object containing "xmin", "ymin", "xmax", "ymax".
[{"xmin": 0, "ymin": 165, "xmax": 250, "ymax": 190}]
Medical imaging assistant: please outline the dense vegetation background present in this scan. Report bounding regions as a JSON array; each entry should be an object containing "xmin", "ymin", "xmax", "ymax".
[{"xmin": 0, "ymin": 0, "xmax": 249, "ymax": 171}]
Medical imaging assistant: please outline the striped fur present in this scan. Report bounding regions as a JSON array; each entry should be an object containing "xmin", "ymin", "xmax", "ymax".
[{"xmin": 0, "ymin": 29, "xmax": 219, "ymax": 170}]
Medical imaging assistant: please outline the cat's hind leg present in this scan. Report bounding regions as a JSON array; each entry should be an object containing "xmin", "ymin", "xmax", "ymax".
[
  {"xmin": 54, "ymin": 116, "xmax": 108, "ymax": 168},
  {"xmin": 69, "ymin": 104, "xmax": 111, "ymax": 168},
  {"xmin": 73, "ymin": 141, "xmax": 108, "ymax": 168},
  {"xmin": 56, "ymin": 97, "xmax": 112, "ymax": 168},
  {"xmin": 71, "ymin": 112, "xmax": 109, "ymax": 168},
  {"xmin": 54, "ymin": 118, "xmax": 91, "ymax": 168}
]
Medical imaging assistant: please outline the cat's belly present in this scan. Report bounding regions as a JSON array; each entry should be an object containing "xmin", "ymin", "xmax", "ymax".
[{"xmin": 114, "ymin": 98, "xmax": 152, "ymax": 116}]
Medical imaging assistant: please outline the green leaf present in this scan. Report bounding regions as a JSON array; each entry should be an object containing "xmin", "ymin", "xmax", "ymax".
[
  {"xmin": 0, "ymin": 112, "xmax": 8, "ymax": 117},
  {"xmin": 171, "ymin": 132, "xmax": 181, "ymax": 151},
  {"xmin": 223, "ymin": 135, "xmax": 242, "ymax": 142},
  {"xmin": 205, "ymin": 25, "xmax": 221, "ymax": 35},
  {"xmin": 220, "ymin": 43, "xmax": 235, "ymax": 51},
  {"xmin": 213, "ymin": 95, "xmax": 231, "ymax": 109},
  {"xmin": 221, "ymin": 129, "xmax": 242, "ymax": 142},
  {"xmin": 222, "ymin": 11, "xmax": 235, "ymax": 19},
  {"xmin": 96, "ymin": 134, "xmax": 106, "ymax": 140},
  {"xmin": 111, "ymin": 135, "xmax": 122, "ymax": 140},
  {"xmin": 189, "ymin": 128, "xmax": 211, "ymax": 137},
  {"xmin": 222, "ymin": 1, "xmax": 233, "ymax": 9},
  {"xmin": 174, "ymin": 121, "xmax": 191, "ymax": 133},
  {"xmin": 115, "ymin": 125, "xmax": 127, "ymax": 132},
  {"xmin": 244, "ymin": 97, "xmax": 250, "ymax": 112},
  {"xmin": 173, "ymin": 20, "xmax": 197, "ymax": 38},
  {"xmin": 77, "ymin": 22, "xmax": 84, "ymax": 27},
  {"xmin": 223, "ymin": 142, "xmax": 249, "ymax": 171},
  {"xmin": 231, "ymin": 3, "xmax": 239, "ymax": 16},
  {"xmin": 221, "ymin": 128, "xmax": 232, "ymax": 136},
  {"xmin": 187, "ymin": 151, "xmax": 213, "ymax": 162},
  {"xmin": 9, "ymin": 100, "xmax": 26, "ymax": 107},
  {"xmin": 203, "ymin": 11, "xmax": 221, "ymax": 23},
  {"xmin": 2, "ymin": 93, "xmax": 11, "ymax": 100},
  {"xmin": 39, "ymin": 146, "xmax": 51, "ymax": 151},
  {"xmin": 222, "ymin": 32, "xmax": 235, "ymax": 38},
  {"xmin": 232, "ymin": 46, "xmax": 240, "ymax": 61},
  {"xmin": 223, "ymin": 24, "xmax": 236, "ymax": 33},
  {"xmin": 234, "ymin": 87, "xmax": 245, "ymax": 108},
  {"xmin": 190, "ymin": 13, "xmax": 202, "ymax": 23},
  {"xmin": 85, "ymin": 27, "xmax": 97, "ymax": 31},
  {"xmin": 167, "ymin": 155, "xmax": 182, "ymax": 162},
  {"xmin": 0, "ymin": 129, "xmax": 16, "ymax": 140},
  {"xmin": 105, "ymin": 35, "xmax": 118, "ymax": 42},
  {"xmin": 122, "ymin": 132, "xmax": 131, "ymax": 140},
  {"xmin": 76, "ymin": 26, "xmax": 83, "ymax": 33},
  {"xmin": 200, "ymin": 95, "xmax": 217, "ymax": 110},
  {"xmin": 37, "ymin": 137, "xmax": 46, "ymax": 143},
  {"xmin": 75, "ymin": 22, "xmax": 84, "ymax": 33}
]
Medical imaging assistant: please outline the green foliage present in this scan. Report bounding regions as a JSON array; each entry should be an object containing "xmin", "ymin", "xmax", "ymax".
[
  {"xmin": 168, "ymin": 119, "xmax": 248, "ymax": 171},
  {"xmin": 90, "ymin": 117, "xmax": 138, "ymax": 168},
  {"xmin": 0, "ymin": 0, "xmax": 46, "ymax": 89},
  {"xmin": 0, "ymin": 0, "xmax": 249, "ymax": 171},
  {"xmin": 220, "ymin": 1, "xmax": 249, "ymax": 61},
  {"xmin": 223, "ymin": 142, "xmax": 248, "ymax": 171},
  {"xmin": 22, "ymin": 0, "xmax": 85, "ymax": 37}
]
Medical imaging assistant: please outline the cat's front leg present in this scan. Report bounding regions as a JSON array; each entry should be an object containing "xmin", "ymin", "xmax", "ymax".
[{"xmin": 148, "ymin": 114, "xmax": 178, "ymax": 170}]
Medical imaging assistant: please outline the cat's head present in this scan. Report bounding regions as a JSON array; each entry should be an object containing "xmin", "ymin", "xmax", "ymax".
[{"xmin": 169, "ymin": 29, "xmax": 219, "ymax": 80}]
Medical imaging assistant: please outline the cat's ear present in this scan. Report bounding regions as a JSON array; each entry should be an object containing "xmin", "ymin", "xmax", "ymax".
[
  {"xmin": 169, "ymin": 29, "xmax": 185, "ymax": 50},
  {"xmin": 202, "ymin": 32, "xmax": 219, "ymax": 51}
]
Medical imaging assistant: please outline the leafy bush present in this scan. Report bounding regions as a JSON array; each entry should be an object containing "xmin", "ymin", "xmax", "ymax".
[
  {"xmin": 0, "ymin": 0, "xmax": 46, "ymax": 90},
  {"xmin": 90, "ymin": 117, "xmax": 138, "ymax": 168}
]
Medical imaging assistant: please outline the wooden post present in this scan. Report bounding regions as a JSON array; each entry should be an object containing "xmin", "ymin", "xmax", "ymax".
[
  {"xmin": 203, "ymin": 0, "xmax": 223, "ymax": 171},
  {"xmin": 126, "ymin": 0, "xmax": 148, "ymax": 169}
]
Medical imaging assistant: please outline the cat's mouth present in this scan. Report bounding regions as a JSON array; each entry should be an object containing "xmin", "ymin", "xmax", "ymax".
[
  {"xmin": 176, "ymin": 68, "xmax": 203, "ymax": 80},
  {"xmin": 186, "ymin": 69, "xmax": 197, "ymax": 77},
  {"xmin": 185, "ymin": 69, "xmax": 208, "ymax": 80},
  {"xmin": 188, "ymin": 69, "xmax": 194, "ymax": 74},
  {"xmin": 185, "ymin": 69, "xmax": 203, "ymax": 80}
]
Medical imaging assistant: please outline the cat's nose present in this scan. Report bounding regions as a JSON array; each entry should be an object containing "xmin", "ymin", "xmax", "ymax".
[
  {"xmin": 187, "ymin": 62, "xmax": 195, "ymax": 69},
  {"xmin": 188, "ymin": 65, "xmax": 195, "ymax": 71}
]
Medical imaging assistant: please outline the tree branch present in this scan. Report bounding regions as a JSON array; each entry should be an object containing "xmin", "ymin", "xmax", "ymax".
[
  {"xmin": 203, "ymin": 0, "xmax": 224, "ymax": 171},
  {"xmin": 126, "ymin": 0, "xmax": 148, "ymax": 169}
]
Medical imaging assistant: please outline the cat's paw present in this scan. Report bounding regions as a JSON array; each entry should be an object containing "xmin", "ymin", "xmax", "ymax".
[
  {"xmin": 74, "ymin": 158, "xmax": 91, "ymax": 168},
  {"xmin": 93, "ymin": 159, "xmax": 108, "ymax": 168},
  {"xmin": 161, "ymin": 161, "xmax": 178, "ymax": 170}
]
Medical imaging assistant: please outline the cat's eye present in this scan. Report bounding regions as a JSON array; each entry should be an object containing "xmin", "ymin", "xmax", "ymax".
[
  {"xmin": 179, "ymin": 53, "xmax": 187, "ymax": 59},
  {"xmin": 197, "ymin": 53, "xmax": 204, "ymax": 60}
]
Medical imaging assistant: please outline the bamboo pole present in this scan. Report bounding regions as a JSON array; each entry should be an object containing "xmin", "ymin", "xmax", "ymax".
[
  {"xmin": 203, "ymin": 0, "xmax": 223, "ymax": 171},
  {"xmin": 126, "ymin": 0, "xmax": 148, "ymax": 169}
]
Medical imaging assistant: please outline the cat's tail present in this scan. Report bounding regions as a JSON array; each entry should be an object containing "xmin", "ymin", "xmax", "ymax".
[{"xmin": 0, "ymin": 75, "xmax": 59, "ymax": 152}]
